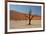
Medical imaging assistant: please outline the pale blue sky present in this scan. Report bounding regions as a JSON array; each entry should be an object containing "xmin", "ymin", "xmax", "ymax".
[{"xmin": 10, "ymin": 4, "xmax": 41, "ymax": 16}]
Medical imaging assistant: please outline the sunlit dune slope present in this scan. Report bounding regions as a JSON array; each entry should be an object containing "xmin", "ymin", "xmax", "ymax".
[{"xmin": 10, "ymin": 10, "xmax": 41, "ymax": 20}]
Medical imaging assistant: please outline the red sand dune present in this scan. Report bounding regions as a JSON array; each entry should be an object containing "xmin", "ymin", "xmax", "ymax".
[{"xmin": 10, "ymin": 10, "xmax": 41, "ymax": 20}]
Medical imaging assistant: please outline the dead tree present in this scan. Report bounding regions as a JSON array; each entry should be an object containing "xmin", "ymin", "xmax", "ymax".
[
  {"xmin": 28, "ymin": 9, "xmax": 32, "ymax": 25},
  {"xmin": 25, "ymin": 8, "xmax": 33, "ymax": 25}
]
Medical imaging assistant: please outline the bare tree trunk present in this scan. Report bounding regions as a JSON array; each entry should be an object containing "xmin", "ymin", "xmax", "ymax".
[{"xmin": 28, "ymin": 13, "xmax": 31, "ymax": 25}]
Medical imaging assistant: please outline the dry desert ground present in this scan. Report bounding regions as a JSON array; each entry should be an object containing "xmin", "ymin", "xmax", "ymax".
[{"xmin": 10, "ymin": 20, "xmax": 41, "ymax": 29}]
